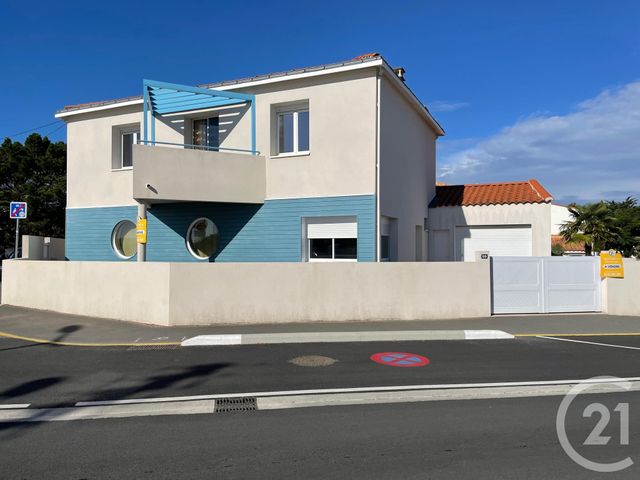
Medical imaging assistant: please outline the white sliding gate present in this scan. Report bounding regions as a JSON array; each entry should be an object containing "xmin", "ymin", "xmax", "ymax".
[{"xmin": 491, "ymin": 256, "xmax": 601, "ymax": 314}]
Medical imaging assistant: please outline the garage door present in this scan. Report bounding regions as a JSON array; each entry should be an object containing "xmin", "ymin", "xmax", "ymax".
[{"xmin": 456, "ymin": 225, "xmax": 532, "ymax": 262}]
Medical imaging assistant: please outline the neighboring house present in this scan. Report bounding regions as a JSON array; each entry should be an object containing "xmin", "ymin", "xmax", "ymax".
[
  {"xmin": 550, "ymin": 203, "xmax": 586, "ymax": 255},
  {"xmin": 55, "ymin": 54, "xmax": 444, "ymax": 263},
  {"xmin": 427, "ymin": 179, "xmax": 554, "ymax": 261},
  {"xmin": 551, "ymin": 234, "xmax": 586, "ymax": 255},
  {"xmin": 551, "ymin": 203, "xmax": 573, "ymax": 236}
]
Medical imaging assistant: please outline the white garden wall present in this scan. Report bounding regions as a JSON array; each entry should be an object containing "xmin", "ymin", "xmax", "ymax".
[{"xmin": 1, "ymin": 260, "xmax": 491, "ymax": 326}]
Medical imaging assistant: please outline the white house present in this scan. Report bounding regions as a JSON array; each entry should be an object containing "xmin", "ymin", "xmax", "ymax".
[{"xmin": 54, "ymin": 53, "xmax": 444, "ymax": 264}]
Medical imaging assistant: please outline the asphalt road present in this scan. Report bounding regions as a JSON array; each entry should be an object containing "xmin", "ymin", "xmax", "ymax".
[
  {"xmin": 1, "ymin": 392, "xmax": 638, "ymax": 479},
  {"xmin": 1, "ymin": 335, "xmax": 640, "ymax": 406}
]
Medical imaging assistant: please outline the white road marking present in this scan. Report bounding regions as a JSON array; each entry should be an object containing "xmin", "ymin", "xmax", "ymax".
[
  {"xmin": 182, "ymin": 334, "xmax": 242, "ymax": 346},
  {"xmin": 537, "ymin": 335, "xmax": 640, "ymax": 351},
  {"xmin": 75, "ymin": 376, "xmax": 640, "ymax": 406},
  {"xmin": 181, "ymin": 330, "xmax": 514, "ymax": 346},
  {"xmin": 0, "ymin": 404, "xmax": 30, "ymax": 409},
  {"xmin": 464, "ymin": 330, "xmax": 514, "ymax": 340}
]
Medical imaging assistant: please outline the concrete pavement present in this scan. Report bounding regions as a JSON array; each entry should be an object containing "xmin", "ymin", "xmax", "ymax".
[{"xmin": 1, "ymin": 305, "xmax": 640, "ymax": 346}]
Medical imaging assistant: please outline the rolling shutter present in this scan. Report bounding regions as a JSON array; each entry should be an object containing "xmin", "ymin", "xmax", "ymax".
[
  {"xmin": 456, "ymin": 225, "xmax": 532, "ymax": 262},
  {"xmin": 306, "ymin": 216, "xmax": 357, "ymax": 239}
]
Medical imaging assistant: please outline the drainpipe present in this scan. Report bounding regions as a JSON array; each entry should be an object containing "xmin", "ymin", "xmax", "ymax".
[
  {"xmin": 137, "ymin": 202, "xmax": 147, "ymax": 262},
  {"xmin": 375, "ymin": 69, "xmax": 381, "ymax": 262}
]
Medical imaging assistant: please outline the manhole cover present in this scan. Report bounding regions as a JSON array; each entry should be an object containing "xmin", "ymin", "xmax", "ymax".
[{"xmin": 289, "ymin": 355, "xmax": 338, "ymax": 367}]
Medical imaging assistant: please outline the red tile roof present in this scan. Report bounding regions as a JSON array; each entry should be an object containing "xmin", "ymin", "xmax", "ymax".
[
  {"xmin": 430, "ymin": 179, "xmax": 553, "ymax": 207},
  {"xmin": 352, "ymin": 52, "xmax": 380, "ymax": 60}
]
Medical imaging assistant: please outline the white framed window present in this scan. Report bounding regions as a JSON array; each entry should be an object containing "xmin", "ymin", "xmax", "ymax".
[
  {"xmin": 111, "ymin": 220, "xmax": 137, "ymax": 259},
  {"xmin": 119, "ymin": 128, "xmax": 141, "ymax": 169},
  {"xmin": 277, "ymin": 109, "xmax": 309, "ymax": 155},
  {"xmin": 309, "ymin": 238, "xmax": 357, "ymax": 261},
  {"xmin": 186, "ymin": 217, "xmax": 220, "ymax": 260},
  {"xmin": 305, "ymin": 216, "xmax": 357, "ymax": 262}
]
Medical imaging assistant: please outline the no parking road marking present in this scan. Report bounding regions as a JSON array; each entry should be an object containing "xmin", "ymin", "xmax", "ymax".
[{"xmin": 371, "ymin": 352, "xmax": 430, "ymax": 368}]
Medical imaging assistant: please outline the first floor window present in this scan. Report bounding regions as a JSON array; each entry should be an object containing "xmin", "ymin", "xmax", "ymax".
[
  {"xmin": 112, "ymin": 220, "xmax": 137, "ymax": 259},
  {"xmin": 193, "ymin": 117, "xmax": 220, "ymax": 150},
  {"xmin": 186, "ymin": 218, "xmax": 220, "ymax": 259},
  {"xmin": 277, "ymin": 109, "xmax": 309, "ymax": 154},
  {"xmin": 120, "ymin": 129, "xmax": 140, "ymax": 168}
]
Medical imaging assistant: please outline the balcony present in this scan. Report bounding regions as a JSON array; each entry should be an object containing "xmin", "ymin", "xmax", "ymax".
[
  {"xmin": 132, "ymin": 144, "xmax": 265, "ymax": 204},
  {"xmin": 131, "ymin": 79, "xmax": 264, "ymax": 204}
]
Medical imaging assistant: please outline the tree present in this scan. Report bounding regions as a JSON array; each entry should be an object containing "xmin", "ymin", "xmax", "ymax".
[
  {"xmin": 560, "ymin": 202, "xmax": 620, "ymax": 256},
  {"xmin": 560, "ymin": 198, "xmax": 640, "ymax": 257},
  {"xmin": 606, "ymin": 197, "xmax": 640, "ymax": 258},
  {"xmin": 0, "ymin": 134, "xmax": 66, "ymax": 256},
  {"xmin": 551, "ymin": 243, "xmax": 565, "ymax": 256}
]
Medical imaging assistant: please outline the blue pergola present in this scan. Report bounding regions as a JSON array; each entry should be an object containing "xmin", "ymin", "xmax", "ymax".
[{"xmin": 142, "ymin": 79, "xmax": 257, "ymax": 154}]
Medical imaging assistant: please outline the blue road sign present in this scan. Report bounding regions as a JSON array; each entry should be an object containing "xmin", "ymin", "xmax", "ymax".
[{"xmin": 10, "ymin": 201, "xmax": 28, "ymax": 219}]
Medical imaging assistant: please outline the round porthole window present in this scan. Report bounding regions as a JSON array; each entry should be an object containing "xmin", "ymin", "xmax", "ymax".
[
  {"xmin": 112, "ymin": 220, "xmax": 137, "ymax": 259},
  {"xmin": 186, "ymin": 218, "xmax": 219, "ymax": 259}
]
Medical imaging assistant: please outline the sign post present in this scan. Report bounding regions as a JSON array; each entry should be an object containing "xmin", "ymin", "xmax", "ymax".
[
  {"xmin": 9, "ymin": 201, "xmax": 28, "ymax": 258},
  {"xmin": 137, "ymin": 203, "xmax": 147, "ymax": 262}
]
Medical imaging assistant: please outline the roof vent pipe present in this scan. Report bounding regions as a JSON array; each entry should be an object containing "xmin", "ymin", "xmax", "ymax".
[{"xmin": 393, "ymin": 67, "xmax": 406, "ymax": 82}]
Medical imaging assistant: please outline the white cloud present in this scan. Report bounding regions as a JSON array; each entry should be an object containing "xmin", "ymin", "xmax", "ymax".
[
  {"xmin": 438, "ymin": 82, "xmax": 640, "ymax": 203},
  {"xmin": 428, "ymin": 100, "xmax": 470, "ymax": 112}
]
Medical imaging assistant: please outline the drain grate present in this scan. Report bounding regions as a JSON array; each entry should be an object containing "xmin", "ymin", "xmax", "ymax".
[
  {"xmin": 215, "ymin": 397, "xmax": 258, "ymax": 413},
  {"xmin": 126, "ymin": 344, "xmax": 180, "ymax": 351}
]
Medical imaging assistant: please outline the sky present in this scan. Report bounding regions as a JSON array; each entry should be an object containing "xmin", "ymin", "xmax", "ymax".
[{"xmin": 1, "ymin": 0, "xmax": 638, "ymax": 204}]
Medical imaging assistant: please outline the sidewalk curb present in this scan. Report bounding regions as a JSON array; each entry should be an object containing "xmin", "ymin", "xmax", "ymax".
[
  {"xmin": 180, "ymin": 329, "xmax": 515, "ymax": 346},
  {"xmin": 3, "ymin": 377, "xmax": 638, "ymax": 423}
]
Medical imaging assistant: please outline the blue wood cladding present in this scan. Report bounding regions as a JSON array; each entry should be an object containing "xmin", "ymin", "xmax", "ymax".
[{"xmin": 66, "ymin": 195, "xmax": 376, "ymax": 262}]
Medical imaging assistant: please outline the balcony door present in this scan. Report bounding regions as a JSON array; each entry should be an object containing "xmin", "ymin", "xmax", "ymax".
[{"xmin": 193, "ymin": 117, "xmax": 220, "ymax": 151}]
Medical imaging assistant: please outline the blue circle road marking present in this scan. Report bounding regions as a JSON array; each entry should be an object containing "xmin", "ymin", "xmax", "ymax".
[{"xmin": 370, "ymin": 352, "xmax": 430, "ymax": 367}]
